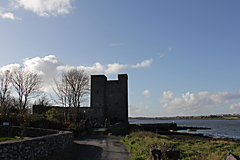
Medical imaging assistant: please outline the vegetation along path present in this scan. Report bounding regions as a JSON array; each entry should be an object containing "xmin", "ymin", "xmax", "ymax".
[{"xmin": 70, "ymin": 134, "xmax": 131, "ymax": 160}]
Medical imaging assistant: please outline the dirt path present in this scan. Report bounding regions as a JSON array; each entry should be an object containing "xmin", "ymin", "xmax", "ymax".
[{"xmin": 70, "ymin": 135, "xmax": 131, "ymax": 160}]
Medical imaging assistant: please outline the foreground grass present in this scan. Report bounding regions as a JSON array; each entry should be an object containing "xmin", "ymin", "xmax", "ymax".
[
  {"xmin": 120, "ymin": 131, "xmax": 240, "ymax": 160},
  {"xmin": 0, "ymin": 136, "xmax": 30, "ymax": 142}
]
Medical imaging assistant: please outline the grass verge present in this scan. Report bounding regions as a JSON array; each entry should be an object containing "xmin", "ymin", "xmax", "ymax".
[
  {"xmin": 0, "ymin": 136, "xmax": 30, "ymax": 142},
  {"xmin": 120, "ymin": 131, "xmax": 240, "ymax": 160}
]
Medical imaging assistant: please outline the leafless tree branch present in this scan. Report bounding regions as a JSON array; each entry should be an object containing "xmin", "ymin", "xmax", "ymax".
[
  {"xmin": 52, "ymin": 69, "xmax": 90, "ymax": 108},
  {"xmin": 11, "ymin": 68, "xmax": 43, "ymax": 112}
]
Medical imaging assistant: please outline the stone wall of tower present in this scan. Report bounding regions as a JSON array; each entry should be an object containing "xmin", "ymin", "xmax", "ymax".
[
  {"xmin": 91, "ymin": 75, "xmax": 106, "ymax": 107},
  {"xmin": 118, "ymin": 74, "xmax": 128, "ymax": 123},
  {"xmin": 90, "ymin": 75, "xmax": 106, "ymax": 124},
  {"xmin": 90, "ymin": 74, "xmax": 128, "ymax": 125},
  {"xmin": 105, "ymin": 74, "xmax": 128, "ymax": 124}
]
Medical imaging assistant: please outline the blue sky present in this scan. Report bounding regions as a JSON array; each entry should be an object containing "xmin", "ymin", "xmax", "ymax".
[{"xmin": 1, "ymin": 0, "xmax": 240, "ymax": 117}]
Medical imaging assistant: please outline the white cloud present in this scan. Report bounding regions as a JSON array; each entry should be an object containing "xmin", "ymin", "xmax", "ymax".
[
  {"xmin": 160, "ymin": 91, "xmax": 240, "ymax": 115},
  {"xmin": 57, "ymin": 62, "xmax": 106, "ymax": 75},
  {"xmin": 159, "ymin": 53, "xmax": 165, "ymax": 58},
  {"xmin": 131, "ymin": 58, "xmax": 153, "ymax": 68},
  {"xmin": 23, "ymin": 55, "xmax": 63, "ymax": 92},
  {"xmin": 230, "ymin": 103, "xmax": 240, "ymax": 110},
  {"xmin": 158, "ymin": 47, "xmax": 172, "ymax": 58},
  {"xmin": 0, "ymin": 63, "xmax": 21, "ymax": 72},
  {"xmin": 0, "ymin": 0, "xmax": 73, "ymax": 19},
  {"xmin": 105, "ymin": 63, "xmax": 129, "ymax": 74},
  {"xmin": 159, "ymin": 91, "xmax": 175, "ymax": 103},
  {"xmin": 0, "ymin": 11, "xmax": 21, "ymax": 20},
  {"xmin": 142, "ymin": 90, "xmax": 151, "ymax": 98},
  {"xmin": 0, "ymin": 55, "xmax": 152, "ymax": 92},
  {"xmin": 11, "ymin": 0, "xmax": 73, "ymax": 17},
  {"xmin": 129, "ymin": 104, "xmax": 141, "ymax": 114}
]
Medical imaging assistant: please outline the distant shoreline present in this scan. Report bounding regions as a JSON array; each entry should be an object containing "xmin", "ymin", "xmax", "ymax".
[{"xmin": 129, "ymin": 115, "xmax": 240, "ymax": 120}]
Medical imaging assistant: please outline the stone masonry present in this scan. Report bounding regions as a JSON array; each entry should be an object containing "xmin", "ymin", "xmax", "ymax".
[{"xmin": 0, "ymin": 126, "xmax": 74, "ymax": 159}]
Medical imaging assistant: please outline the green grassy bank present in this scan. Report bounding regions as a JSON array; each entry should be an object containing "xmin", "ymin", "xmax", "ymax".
[
  {"xmin": 0, "ymin": 136, "xmax": 30, "ymax": 142},
  {"xmin": 120, "ymin": 131, "xmax": 240, "ymax": 160}
]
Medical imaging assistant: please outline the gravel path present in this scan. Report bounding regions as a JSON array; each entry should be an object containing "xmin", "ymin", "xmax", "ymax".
[{"xmin": 70, "ymin": 135, "xmax": 131, "ymax": 160}]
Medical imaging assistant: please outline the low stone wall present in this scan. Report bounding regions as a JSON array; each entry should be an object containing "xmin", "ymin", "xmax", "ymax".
[
  {"xmin": 138, "ymin": 123, "xmax": 177, "ymax": 131},
  {"xmin": 0, "ymin": 125, "xmax": 59, "ymax": 137},
  {"xmin": 108, "ymin": 122, "xmax": 129, "ymax": 135},
  {"xmin": 0, "ymin": 126, "xmax": 74, "ymax": 159}
]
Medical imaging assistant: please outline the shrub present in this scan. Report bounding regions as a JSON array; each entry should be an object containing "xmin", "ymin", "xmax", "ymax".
[
  {"xmin": 0, "ymin": 109, "xmax": 66, "ymax": 130},
  {"xmin": 68, "ymin": 119, "xmax": 91, "ymax": 137},
  {"xmin": 46, "ymin": 108, "xmax": 65, "ymax": 122},
  {"xmin": 0, "ymin": 113, "xmax": 24, "ymax": 126},
  {"xmin": 28, "ymin": 117, "xmax": 66, "ymax": 130}
]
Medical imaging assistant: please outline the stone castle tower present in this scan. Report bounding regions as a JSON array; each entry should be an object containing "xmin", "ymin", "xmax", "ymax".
[
  {"xmin": 91, "ymin": 74, "xmax": 128, "ymax": 124},
  {"xmin": 33, "ymin": 74, "xmax": 129, "ymax": 126}
]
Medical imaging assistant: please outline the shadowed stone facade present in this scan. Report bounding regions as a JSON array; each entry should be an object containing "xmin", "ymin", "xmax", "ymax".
[
  {"xmin": 33, "ymin": 74, "xmax": 128, "ymax": 125},
  {"xmin": 91, "ymin": 74, "xmax": 128, "ymax": 124}
]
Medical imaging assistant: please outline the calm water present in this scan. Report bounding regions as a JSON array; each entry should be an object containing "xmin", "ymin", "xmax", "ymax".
[{"xmin": 129, "ymin": 119, "xmax": 240, "ymax": 139}]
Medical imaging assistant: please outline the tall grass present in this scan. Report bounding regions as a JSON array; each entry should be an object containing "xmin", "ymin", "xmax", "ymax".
[{"xmin": 120, "ymin": 131, "xmax": 240, "ymax": 160}]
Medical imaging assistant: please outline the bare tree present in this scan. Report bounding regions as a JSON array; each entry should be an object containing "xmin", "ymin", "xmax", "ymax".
[
  {"xmin": 63, "ymin": 69, "xmax": 90, "ymax": 107},
  {"xmin": 53, "ymin": 69, "xmax": 90, "ymax": 108},
  {"xmin": 53, "ymin": 76, "xmax": 72, "ymax": 107},
  {"xmin": 11, "ymin": 68, "xmax": 43, "ymax": 112},
  {"xmin": 34, "ymin": 94, "xmax": 52, "ymax": 106},
  {"xmin": 0, "ymin": 70, "xmax": 12, "ymax": 112}
]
